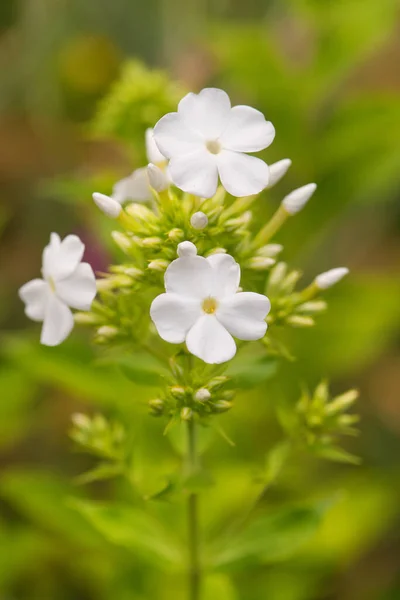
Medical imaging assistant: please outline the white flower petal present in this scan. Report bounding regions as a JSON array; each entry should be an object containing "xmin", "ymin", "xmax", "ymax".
[
  {"xmin": 55, "ymin": 263, "xmax": 97, "ymax": 310},
  {"xmin": 220, "ymin": 105, "xmax": 275, "ymax": 152},
  {"xmin": 186, "ymin": 315, "xmax": 236, "ymax": 364},
  {"xmin": 113, "ymin": 169, "xmax": 150, "ymax": 203},
  {"xmin": 206, "ymin": 254, "xmax": 240, "ymax": 298},
  {"xmin": 165, "ymin": 255, "xmax": 213, "ymax": 299},
  {"xmin": 150, "ymin": 293, "xmax": 201, "ymax": 343},
  {"xmin": 178, "ymin": 88, "xmax": 231, "ymax": 139},
  {"xmin": 153, "ymin": 113, "xmax": 203, "ymax": 159},
  {"xmin": 42, "ymin": 234, "xmax": 85, "ymax": 281},
  {"xmin": 217, "ymin": 292, "xmax": 270, "ymax": 341},
  {"xmin": 145, "ymin": 128, "xmax": 166, "ymax": 164},
  {"xmin": 40, "ymin": 294, "xmax": 74, "ymax": 346},
  {"xmin": 19, "ymin": 278, "xmax": 49, "ymax": 322},
  {"xmin": 147, "ymin": 163, "xmax": 169, "ymax": 192},
  {"xmin": 217, "ymin": 151, "xmax": 270, "ymax": 197},
  {"xmin": 169, "ymin": 150, "xmax": 218, "ymax": 198}
]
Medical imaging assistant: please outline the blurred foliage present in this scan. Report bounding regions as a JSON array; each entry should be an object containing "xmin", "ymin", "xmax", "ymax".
[{"xmin": 1, "ymin": 0, "xmax": 400, "ymax": 598}]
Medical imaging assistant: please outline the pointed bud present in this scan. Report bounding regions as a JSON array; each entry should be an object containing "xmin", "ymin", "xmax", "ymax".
[
  {"xmin": 326, "ymin": 390, "xmax": 359, "ymax": 416},
  {"xmin": 93, "ymin": 192, "xmax": 122, "ymax": 218},
  {"xmin": 212, "ymin": 400, "xmax": 233, "ymax": 413},
  {"xmin": 111, "ymin": 231, "xmax": 133, "ymax": 254},
  {"xmin": 267, "ymin": 159, "xmax": 292, "ymax": 188},
  {"xmin": 315, "ymin": 267, "xmax": 349, "ymax": 290},
  {"xmin": 170, "ymin": 386, "xmax": 186, "ymax": 400},
  {"xmin": 97, "ymin": 325, "xmax": 119, "ymax": 338},
  {"xmin": 297, "ymin": 300, "xmax": 328, "ymax": 315},
  {"xmin": 286, "ymin": 315, "xmax": 315, "ymax": 327},
  {"xmin": 71, "ymin": 413, "xmax": 91, "ymax": 429},
  {"xmin": 168, "ymin": 228, "xmax": 184, "ymax": 242},
  {"xmin": 190, "ymin": 211, "xmax": 209, "ymax": 230},
  {"xmin": 257, "ymin": 244, "xmax": 283, "ymax": 257},
  {"xmin": 194, "ymin": 388, "xmax": 211, "ymax": 402},
  {"xmin": 177, "ymin": 241, "xmax": 197, "ymax": 257},
  {"xmin": 246, "ymin": 256, "xmax": 276, "ymax": 270},
  {"xmin": 282, "ymin": 183, "xmax": 317, "ymax": 215},
  {"xmin": 147, "ymin": 163, "xmax": 169, "ymax": 192}
]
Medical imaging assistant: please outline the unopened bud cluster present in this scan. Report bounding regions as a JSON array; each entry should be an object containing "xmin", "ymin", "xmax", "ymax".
[
  {"xmin": 70, "ymin": 413, "xmax": 126, "ymax": 461},
  {"xmin": 148, "ymin": 375, "xmax": 234, "ymax": 420}
]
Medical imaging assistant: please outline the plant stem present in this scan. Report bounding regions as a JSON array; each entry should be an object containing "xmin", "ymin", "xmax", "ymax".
[
  {"xmin": 187, "ymin": 418, "xmax": 201, "ymax": 600},
  {"xmin": 252, "ymin": 205, "xmax": 289, "ymax": 248}
]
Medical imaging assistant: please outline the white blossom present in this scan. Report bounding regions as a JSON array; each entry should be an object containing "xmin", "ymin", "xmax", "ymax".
[
  {"xmin": 267, "ymin": 159, "xmax": 292, "ymax": 188},
  {"xmin": 150, "ymin": 243, "xmax": 271, "ymax": 364},
  {"xmin": 19, "ymin": 233, "xmax": 96, "ymax": 346},
  {"xmin": 315, "ymin": 268, "xmax": 349, "ymax": 290},
  {"xmin": 190, "ymin": 211, "xmax": 208, "ymax": 230},
  {"xmin": 92, "ymin": 192, "xmax": 122, "ymax": 218},
  {"xmin": 147, "ymin": 163, "xmax": 169, "ymax": 192},
  {"xmin": 282, "ymin": 183, "xmax": 317, "ymax": 215},
  {"xmin": 153, "ymin": 88, "xmax": 275, "ymax": 199},
  {"xmin": 112, "ymin": 128, "xmax": 168, "ymax": 204}
]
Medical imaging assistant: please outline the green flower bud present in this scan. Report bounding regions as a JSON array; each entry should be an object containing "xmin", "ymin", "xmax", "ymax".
[
  {"xmin": 97, "ymin": 325, "xmax": 119, "ymax": 338},
  {"xmin": 170, "ymin": 386, "xmax": 186, "ymax": 400},
  {"xmin": 142, "ymin": 236, "xmax": 163, "ymax": 248},
  {"xmin": 246, "ymin": 256, "xmax": 276, "ymax": 270},
  {"xmin": 111, "ymin": 231, "xmax": 133, "ymax": 254},
  {"xmin": 168, "ymin": 228, "xmax": 184, "ymax": 242},
  {"xmin": 74, "ymin": 312, "xmax": 102, "ymax": 325},
  {"xmin": 326, "ymin": 390, "xmax": 359, "ymax": 416},
  {"xmin": 212, "ymin": 400, "xmax": 233, "ymax": 413},
  {"xmin": 181, "ymin": 407, "xmax": 193, "ymax": 421},
  {"xmin": 207, "ymin": 376, "xmax": 229, "ymax": 391},
  {"xmin": 148, "ymin": 259, "xmax": 170, "ymax": 272},
  {"xmin": 149, "ymin": 398, "xmax": 165, "ymax": 415}
]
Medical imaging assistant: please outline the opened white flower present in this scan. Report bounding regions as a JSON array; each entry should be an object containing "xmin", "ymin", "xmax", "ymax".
[
  {"xmin": 112, "ymin": 128, "xmax": 168, "ymax": 203},
  {"xmin": 153, "ymin": 88, "xmax": 275, "ymax": 199},
  {"xmin": 19, "ymin": 233, "xmax": 96, "ymax": 346},
  {"xmin": 150, "ymin": 242, "xmax": 271, "ymax": 364}
]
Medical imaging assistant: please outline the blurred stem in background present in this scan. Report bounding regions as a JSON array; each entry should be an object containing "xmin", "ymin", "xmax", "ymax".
[{"xmin": 187, "ymin": 418, "xmax": 201, "ymax": 600}]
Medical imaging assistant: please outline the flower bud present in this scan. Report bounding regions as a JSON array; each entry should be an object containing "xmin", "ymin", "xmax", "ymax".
[
  {"xmin": 297, "ymin": 300, "xmax": 328, "ymax": 315},
  {"xmin": 257, "ymin": 244, "xmax": 283, "ymax": 257},
  {"xmin": 206, "ymin": 247, "xmax": 227, "ymax": 256},
  {"xmin": 92, "ymin": 192, "xmax": 122, "ymax": 218},
  {"xmin": 190, "ymin": 211, "xmax": 208, "ymax": 230},
  {"xmin": 149, "ymin": 398, "xmax": 165, "ymax": 415},
  {"xmin": 315, "ymin": 267, "xmax": 349, "ymax": 290},
  {"xmin": 170, "ymin": 386, "xmax": 186, "ymax": 400},
  {"xmin": 168, "ymin": 228, "xmax": 184, "ymax": 242},
  {"xmin": 125, "ymin": 202, "xmax": 158, "ymax": 224},
  {"xmin": 246, "ymin": 256, "xmax": 276, "ymax": 270},
  {"xmin": 286, "ymin": 315, "xmax": 315, "ymax": 327},
  {"xmin": 207, "ymin": 376, "xmax": 229, "ymax": 391},
  {"xmin": 194, "ymin": 388, "xmax": 211, "ymax": 402},
  {"xmin": 71, "ymin": 413, "xmax": 91, "ymax": 429},
  {"xmin": 74, "ymin": 312, "xmax": 101, "ymax": 325},
  {"xmin": 267, "ymin": 159, "xmax": 292, "ymax": 188},
  {"xmin": 180, "ymin": 407, "xmax": 193, "ymax": 421},
  {"xmin": 212, "ymin": 400, "xmax": 233, "ymax": 413},
  {"xmin": 177, "ymin": 241, "xmax": 197, "ymax": 257},
  {"xmin": 326, "ymin": 390, "xmax": 359, "ymax": 416},
  {"xmin": 142, "ymin": 236, "xmax": 162, "ymax": 249},
  {"xmin": 282, "ymin": 183, "xmax": 317, "ymax": 215},
  {"xmin": 97, "ymin": 325, "xmax": 119, "ymax": 338},
  {"xmin": 111, "ymin": 231, "xmax": 133, "ymax": 254},
  {"xmin": 147, "ymin": 163, "xmax": 169, "ymax": 192},
  {"xmin": 148, "ymin": 259, "xmax": 170, "ymax": 272}
]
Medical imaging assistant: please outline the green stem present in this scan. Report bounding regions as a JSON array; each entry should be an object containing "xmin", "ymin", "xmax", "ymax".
[
  {"xmin": 252, "ymin": 205, "xmax": 289, "ymax": 248},
  {"xmin": 187, "ymin": 418, "xmax": 201, "ymax": 600}
]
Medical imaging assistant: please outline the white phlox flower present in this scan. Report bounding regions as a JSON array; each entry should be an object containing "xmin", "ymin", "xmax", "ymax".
[
  {"xmin": 112, "ymin": 128, "xmax": 169, "ymax": 203},
  {"xmin": 153, "ymin": 88, "xmax": 275, "ymax": 199},
  {"xmin": 19, "ymin": 233, "xmax": 96, "ymax": 346},
  {"xmin": 150, "ymin": 242, "xmax": 271, "ymax": 364}
]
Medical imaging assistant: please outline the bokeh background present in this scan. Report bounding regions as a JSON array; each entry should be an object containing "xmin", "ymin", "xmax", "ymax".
[{"xmin": 1, "ymin": 0, "xmax": 400, "ymax": 598}]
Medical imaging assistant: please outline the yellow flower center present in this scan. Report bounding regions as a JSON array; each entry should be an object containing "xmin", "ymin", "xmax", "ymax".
[
  {"xmin": 206, "ymin": 139, "xmax": 222, "ymax": 155},
  {"xmin": 202, "ymin": 297, "xmax": 218, "ymax": 314},
  {"xmin": 48, "ymin": 277, "xmax": 56, "ymax": 293}
]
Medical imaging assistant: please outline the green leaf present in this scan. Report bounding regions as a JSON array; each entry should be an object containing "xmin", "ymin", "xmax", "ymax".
[
  {"xmin": 313, "ymin": 445, "xmax": 361, "ymax": 466},
  {"xmin": 263, "ymin": 441, "xmax": 291, "ymax": 486},
  {"xmin": 226, "ymin": 351, "xmax": 278, "ymax": 388},
  {"xmin": 74, "ymin": 462, "xmax": 126, "ymax": 485},
  {"xmin": 209, "ymin": 500, "xmax": 333, "ymax": 569},
  {"xmin": 70, "ymin": 499, "xmax": 183, "ymax": 568}
]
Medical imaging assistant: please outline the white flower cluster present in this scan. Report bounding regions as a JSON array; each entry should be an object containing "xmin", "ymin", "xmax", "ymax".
[{"xmin": 19, "ymin": 87, "xmax": 349, "ymax": 363}]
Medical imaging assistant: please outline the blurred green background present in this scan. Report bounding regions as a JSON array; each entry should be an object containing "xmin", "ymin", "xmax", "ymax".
[{"xmin": 1, "ymin": 0, "xmax": 400, "ymax": 598}]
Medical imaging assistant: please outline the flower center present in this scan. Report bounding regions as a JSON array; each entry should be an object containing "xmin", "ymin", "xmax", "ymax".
[
  {"xmin": 206, "ymin": 139, "xmax": 222, "ymax": 155},
  {"xmin": 48, "ymin": 277, "xmax": 56, "ymax": 293},
  {"xmin": 202, "ymin": 296, "xmax": 218, "ymax": 314}
]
